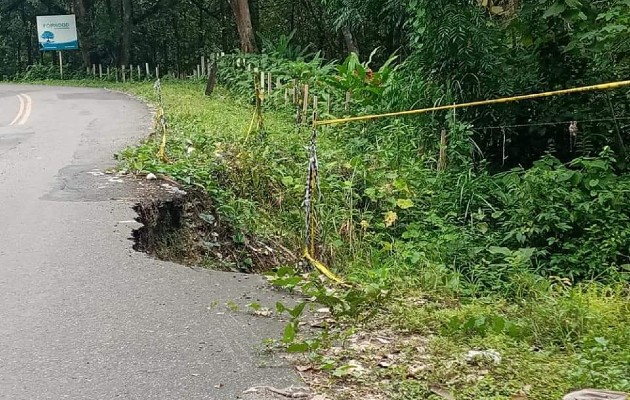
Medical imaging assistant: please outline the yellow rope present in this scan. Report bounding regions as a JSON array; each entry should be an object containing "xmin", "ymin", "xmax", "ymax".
[
  {"xmin": 244, "ymin": 109, "xmax": 257, "ymax": 142},
  {"xmin": 315, "ymin": 80, "xmax": 630, "ymax": 127},
  {"xmin": 303, "ymin": 248, "xmax": 344, "ymax": 284},
  {"xmin": 301, "ymin": 79, "xmax": 630, "ymax": 285},
  {"xmin": 245, "ymin": 77, "xmax": 264, "ymax": 141},
  {"xmin": 155, "ymin": 107, "xmax": 169, "ymax": 162},
  {"xmin": 157, "ymin": 125, "xmax": 168, "ymax": 162}
]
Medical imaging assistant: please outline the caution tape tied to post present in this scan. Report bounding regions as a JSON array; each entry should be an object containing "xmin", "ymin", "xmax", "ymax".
[
  {"xmin": 302, "ymin": 120, "xmax": 344, "ymax": 284},
  {"xmin": 245, "ymin": 75, "xmax": 264, "ymax": 141},
  {"xmin": 153, "ymin": 79, "xmax": 169, "ymax": 162}
]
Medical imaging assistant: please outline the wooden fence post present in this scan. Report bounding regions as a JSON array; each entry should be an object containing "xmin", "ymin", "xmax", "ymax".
[
  {"xmin": 122, "ymin": 65, "xmax": 126, "ymax": 82},
  {"xmin": 260, "ymin": 71, "xmax": 265, "ymax": 94},
  {"xmin": 302, "ymin": 84, "xmax": 309, "ymax": 115},
  {"xmin": 99, "ymin": 64, "xmax": 103, "ymax": 78},
  {"xmin": 145, "ymin": 63, "xmax": 150, "ymax": 77}
]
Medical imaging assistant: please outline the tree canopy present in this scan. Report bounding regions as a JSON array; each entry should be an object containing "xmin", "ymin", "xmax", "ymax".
[{"xmin": 2, "ymin": 0, "xmax": 630, "ymax": 167}]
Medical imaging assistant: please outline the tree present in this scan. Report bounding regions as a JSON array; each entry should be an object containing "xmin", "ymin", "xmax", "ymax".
[
  {"xmin": 121, "ymin": 0, "xmax": 132, "ymax": 65},
  {"xmin": 72, "ymin": 0, "xmax": 93, "ymax": 67},
  {"xmin": 228, "ymin": 0, "xmax": 257, "ymax": 53}
]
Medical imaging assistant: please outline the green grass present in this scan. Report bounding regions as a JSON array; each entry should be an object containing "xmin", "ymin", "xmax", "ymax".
[
  {"xmin": 26, "ymin": 78, "xmax": 629, "ymax": 399},
  {"xmin": 114, "ymin": 80, "xmax": 628, "ymax": 399},
  {"xmin": 382, "ymin": 284, "xmax": 629, "ymax": 399}
]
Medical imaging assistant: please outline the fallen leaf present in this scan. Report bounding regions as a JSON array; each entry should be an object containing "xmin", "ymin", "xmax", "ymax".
[
  {"xmin": 384, "ymin": 211, "xmax": 398, "ymax": 227},
  {"xmin": 429, "ymin": 385, "xmax": 455, "ymax": 400},
  {"xmin": 396, "ymin": 198, "xmax": 414, "ymax": 209},
  {"xmin": 511, "ymin": 384, "xmax": 532, "ymax": 399},
  {"xmin": 253, "ymin": 308, "xmax": 273, "ymax": 317},
  {"xmin": 407, "ymin": 364, "xmax": 429, "ymax": 377},
  {"xmin": 296, "ymin": 365, "xmax": 312, "ymax": 372}
]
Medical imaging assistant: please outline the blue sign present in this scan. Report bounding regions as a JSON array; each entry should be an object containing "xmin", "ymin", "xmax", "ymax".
[{"xmin": 36, "ymin": 15, "xmax": 79, "ymax": 51}]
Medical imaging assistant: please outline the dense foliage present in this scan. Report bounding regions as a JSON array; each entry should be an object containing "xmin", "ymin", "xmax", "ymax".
[
  {"xmin": 205, "ymin": 47, "xmax": 630, "ymax": 288},
  {"xmin": 4, "ymin": 0, "xmax": 630, "ymax": 396},
  {"xmin": 112, "ymin": 77, "xmax": 630, "ymax": 396},
  {"xmin": 3, "ymin": 0, "xmax": 630, "ymax": 164}
]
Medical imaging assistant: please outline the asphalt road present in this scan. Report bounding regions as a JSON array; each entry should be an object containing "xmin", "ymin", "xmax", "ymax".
[{"xmin": 0, "ymin": 84, "xmax": 298, "ymax": 399}]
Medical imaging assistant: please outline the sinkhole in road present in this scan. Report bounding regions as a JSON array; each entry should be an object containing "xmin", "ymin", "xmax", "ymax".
[{"xmin": 131, "ymin": 191, "xmax": 295, "ymax": 273}]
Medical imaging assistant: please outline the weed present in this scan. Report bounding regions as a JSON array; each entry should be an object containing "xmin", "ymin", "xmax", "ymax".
[{"xmin": 36, "ymin": 68, "xmax": 628, "ymax": 399}]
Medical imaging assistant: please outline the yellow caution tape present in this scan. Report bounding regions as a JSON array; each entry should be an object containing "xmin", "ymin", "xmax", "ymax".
[
  {"xmin": 315, "ymin": 80, "xmax": 630, "ymax": 127},
  {"xmin": 244, "ymin": 109, "xmax": 257, "ymax": 142},
  {"xmin": 157, "ymin": 127, "xmax": 168, "ymax": 161},
  {"xmin": 155, "ymin": 106, "xmax": 169, "ymax": 162},
  {"xmin": 303, "ymin": 248, "xmax": 344, "ymax": 284}
]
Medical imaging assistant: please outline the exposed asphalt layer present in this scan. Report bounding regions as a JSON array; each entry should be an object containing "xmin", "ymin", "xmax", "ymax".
[{"xmin": 0, "ymin": 84, "xmax": 298, "ymax": 399}]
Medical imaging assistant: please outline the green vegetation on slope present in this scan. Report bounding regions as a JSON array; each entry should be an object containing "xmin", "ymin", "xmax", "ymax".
[
  {"xmin": 108, "ymin": 78, "xmax": 629, "ymax": 399},
  {"xmin": 5, "ymin": 0, "xmax": 630, "ymax": 397}
]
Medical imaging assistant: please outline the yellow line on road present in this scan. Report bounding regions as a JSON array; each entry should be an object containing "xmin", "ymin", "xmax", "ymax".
[
  {"xmin": 17, "ymin": 94, "xmax": 32, "ymax": 125},
  {"xmin": 9, "ymin": 94, "xmax": 25, "ymax": 126}
]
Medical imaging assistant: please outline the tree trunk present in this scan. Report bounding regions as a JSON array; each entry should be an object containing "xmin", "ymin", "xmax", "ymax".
[
  {"xmin": 220, "ymin": 0, "xmax": 229, "ymax": 51},
  {"xmin": 174, "ymin": 16, "xmax": 181, "ymax": 75},
  {"xmin": 205, "ymin": 63, "xmax": 217, "ymax": 96},
  {"xmin": 342, "ymin": 25, "xmax": 359, "ymax": 56},
  {"xmin": 20, "ymin": 3, "xmax": 33, "ymax": 66},
  {"xmin": 105, "ymin": 0, "xmax": 112, "ymax": 17},
  {"xmin": 121, "ymin": 0, "xmax": 132, "ymax": 65},
  {"xmin": 249, "ymin": 0, "xmax": 260, "ymax": 48},
  {"xmin": 303, "ymin": 0, "xmax": 336, "ymax": 57},
  {"xmin": 198, "ymin": 2, "xmax": 204, "ymax": 54},
  {"xmin": 72, "ymin": 0, "xmax": 92, "ymax": 67},
  {"xmin": 229, "ymin": 0, "xmax": 257, "ymax": 53}
]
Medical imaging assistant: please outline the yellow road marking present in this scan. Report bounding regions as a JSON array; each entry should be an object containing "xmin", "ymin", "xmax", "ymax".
[
  {"xmin": 9, "ymin": 94, "xmax": 25, "ymax": 126},
  {"xmin": 17, "ymin": 94, "xmax": 32, "ymax": 126}
]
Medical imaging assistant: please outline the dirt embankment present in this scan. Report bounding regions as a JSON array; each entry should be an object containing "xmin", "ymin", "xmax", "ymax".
[{"xmin": 132, "ymin": 189, "xmax": 296, "ymax": 272}]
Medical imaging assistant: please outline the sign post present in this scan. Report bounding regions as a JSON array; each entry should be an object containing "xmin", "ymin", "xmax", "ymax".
[
  {"xmin": 59, "ymin": 52, "xmax": 63, "ymax": 79},
  {"xmin": 36, "ymin": 15, "xmax": 79, "ymax": 79}
]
